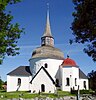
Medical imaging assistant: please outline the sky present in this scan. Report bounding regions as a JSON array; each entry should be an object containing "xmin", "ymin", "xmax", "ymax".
[{"xmin": 0, "ymin": 0, "xmax": 96, "ymax": 81}]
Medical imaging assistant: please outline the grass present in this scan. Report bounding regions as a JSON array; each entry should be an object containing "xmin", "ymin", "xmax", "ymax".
[
  {"xmin": 57, "ymin": 90, "xmax": 75, "ymax": 96},
  {"xmin": 0, "ymin": 90, "xmax": 76, "ymax": 99}
]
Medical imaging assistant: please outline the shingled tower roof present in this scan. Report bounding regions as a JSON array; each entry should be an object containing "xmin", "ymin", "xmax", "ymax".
[{"xmin": 42, "ymin": 3, "xmax": 52, "ymax": 37}]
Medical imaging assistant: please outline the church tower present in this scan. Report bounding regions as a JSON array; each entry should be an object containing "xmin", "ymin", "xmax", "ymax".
[
  {"xmin": 41, "ymin": 4, "xmax": 54, "ymax": 46},
  {"xmin": 29, "ymin": 4, "xmax": 64, "ymax": 78}
]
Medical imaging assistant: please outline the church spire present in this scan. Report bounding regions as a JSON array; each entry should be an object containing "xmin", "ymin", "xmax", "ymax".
[
  {"xmin": 43, "ymin": 3, "xmax": 52, "ymax": 37},
  {"xmin": 41, "ymin": 3, "xmax": 54, "ymax": 46}
]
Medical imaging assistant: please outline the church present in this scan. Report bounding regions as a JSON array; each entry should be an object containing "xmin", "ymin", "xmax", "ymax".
[{"xmin": 7, "ymin": 8, "xmax": 89, "ymax": 93}]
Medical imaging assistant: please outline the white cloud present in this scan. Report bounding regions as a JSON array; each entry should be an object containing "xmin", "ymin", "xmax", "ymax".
[
  {"xmin": 18, "ymin": 45, "xmax": 39, "ymax": 49},
  {"xmin": 6, "ymin": 43, "xmax": 85, "ymax": 59}
]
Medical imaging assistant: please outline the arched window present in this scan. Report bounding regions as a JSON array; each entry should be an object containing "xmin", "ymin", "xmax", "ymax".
[
  {"xmin": 55, "ymin": 79, "xmax": 60, "ymax": 87},
  {"xmin": 83, "ymin": 81, "xmax": 86, "ymax": 89},
  {"xmin": 45, "ymin": 63, "xmax": 48, "ymax": 68},
  {"xmin": 18, "ymin": 78, "xmax": 21, "ymax": 85},
  {"xmin": 41, "ymin": 84, "xmax": 45, "ymax": 92},
  {"xmin": 66, "ymin": 78, "xmax": 70, "ymax": 86},
  {"xmin": 41, "ymin": 38, "xmax": 45, "ymax": 46},
  {"xmin": 75, "ymin": 78, "xmax": 77, "ymax": 86}
]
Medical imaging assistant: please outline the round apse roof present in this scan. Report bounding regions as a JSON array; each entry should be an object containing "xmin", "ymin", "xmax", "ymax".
[
  {"xmin": 31, "ymin": 45, "xmax": 64, "ymax": 60},
  {"xmin": 61, "ymin": 57, "xmax": 78, "ymax": 67}
]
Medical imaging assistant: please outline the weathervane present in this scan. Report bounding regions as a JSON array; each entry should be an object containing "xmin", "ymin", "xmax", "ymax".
[
  {"xmin": 46, "ymin": 2, "xmax": 50, "ymax": 22},
  {"xmin": 47, "ymin": 2, "xmax": 49, "ymax": 10},
  {"xmin": 47, "ymin": 2, "xmax": 50, "ymax": 15},
  {"xmin": 67, "ymin": 55, "xmax": 69, "ymax": 58}
]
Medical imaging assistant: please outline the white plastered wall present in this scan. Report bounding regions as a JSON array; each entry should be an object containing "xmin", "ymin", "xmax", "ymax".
[
  {"xmin": 30, "ymin": 68, "xmax": 56, "ymax": 93},
  {"xmin": 61, "ymin": 66, "xmax": 79, "ymax": 91},
  {"xmin": 7, "ymin": 75, "xmax": 32, "ymax": 92},
  {"xmin": 79, "ymin": 79, "xmax": 89, "ymax": 90},
  {"xmin": 29, "ymin": 58, "xmax": 63, "ymax": 80}
]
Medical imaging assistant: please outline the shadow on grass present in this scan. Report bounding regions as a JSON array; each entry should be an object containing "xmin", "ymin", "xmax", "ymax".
[{"xmin": 0, "ymin": 90, "xmax": 6, "ymax": 93}]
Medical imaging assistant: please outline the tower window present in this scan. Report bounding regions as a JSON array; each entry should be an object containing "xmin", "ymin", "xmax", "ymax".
[
  {"xmin": 46, "ymin": 37, "xmax": 50, "ymax": 45},
  {"xmin": 41, "ymin": 38, "xmax": 45, "ymax": 46},
  {"xmin": 17, "ymin": 78, "xmax": 21, "ymax": 86},
  {"xmin": 66, "ymin": 78, "xmax": 70, "ymax": 86},
  {"xmin": 45, "ymin": 63, "xmax": 48, "ymax": 68},
  {"xmin": 75, "ymin": 78, "xmax": 77, "ymax": 86}
]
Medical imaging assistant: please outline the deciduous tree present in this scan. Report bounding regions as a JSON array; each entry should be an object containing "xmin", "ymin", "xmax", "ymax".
[
  {"xmin": 71, "ymin": 0, "xmax": 96, "ymax": 61},
  {"xmin": 88, "ymin": 70, "xmax": 96, "ymax": 91},
  {"xmin": 0, "ymin": 0, "xmax": 24, "ymax": 64},
  {"xmin": 0, "ymin": 77, "xmax": 4, "ymax": 89}
]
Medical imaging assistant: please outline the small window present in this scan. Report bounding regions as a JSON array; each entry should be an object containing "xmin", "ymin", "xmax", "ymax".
[
  {"xmin": 46, "ymin": 38, "xmax": 50, "ymax": 45},
  {"xmin": 55, "ymin": 79, "xmax": 60, "ymax": 87},
  {"xmin": 18, "ymin": 78, "xmax": 21, "ymax": 85},
  {"xmin": 75, "ymin": 78, "xmax": 77, "ymax": 86},
  {"xmin": 45, "ymin": 63, "xmax": 48, "ymax": 68},
  {"xmin": 41, "ymin": 38, "xmax": 45, "ymax": 46},
  {"xmin": 66, "ymin": 78, "xmax": 70, "ymax": 86},
  {"xmin": 83, "ymin": 81, "xmax": 86, "ymax": 89}
]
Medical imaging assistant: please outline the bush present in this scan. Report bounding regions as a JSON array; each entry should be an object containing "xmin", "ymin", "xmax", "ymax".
[
  {"xmin": 90, "ymin": 90, "xmax": 96, "ymax": 96},
  {"xmin": 80, "ymin": 90, "xmax": 90, "ymax": 94},
  {"xmin": 71, "ymin": 90, "xmax": 90, "ymax": 95},
  {"xmin": 71, "ymin": 90, "xmax": 78, "ymax": 95}
]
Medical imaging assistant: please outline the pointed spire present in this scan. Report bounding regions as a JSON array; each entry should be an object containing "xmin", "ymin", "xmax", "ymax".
[
  {"xmin": 43, "ymin": 3, "xmax": 52, "ymax": 37},
  {"xmin": 41, "ymin": 3, "xmax": 54, "ymax": 46}
]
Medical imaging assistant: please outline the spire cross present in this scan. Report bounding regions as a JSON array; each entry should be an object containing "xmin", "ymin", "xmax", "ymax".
[
  {"xmin": 47, "ymin": 2, "xmax": 49, "ymax": 10},
  {"xmin": 47, "ymin": 3, "xmax": 49, "ymax": 18},
  {"xmin": 67, "ymin": 55, "xmax": 69, "ymax": 58}
]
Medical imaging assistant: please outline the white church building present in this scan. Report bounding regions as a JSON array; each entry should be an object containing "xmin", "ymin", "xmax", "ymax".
[{"xmin": 7, "ymin": 8, "xmax": 89, "ymax": 93}]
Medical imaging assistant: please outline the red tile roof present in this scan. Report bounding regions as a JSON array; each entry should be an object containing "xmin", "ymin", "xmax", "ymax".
[{"xmin": 61, "ymin": 58, "xmax": 77, "ymax": 67}]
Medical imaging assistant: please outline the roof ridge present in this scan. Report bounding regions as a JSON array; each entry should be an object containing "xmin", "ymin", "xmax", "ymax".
[{"xmin": 30, "ymin": 66, "xmax": 55, "ymax": 84}]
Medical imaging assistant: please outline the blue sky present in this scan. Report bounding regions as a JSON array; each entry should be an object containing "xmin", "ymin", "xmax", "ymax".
[{"xmin": 0, "ymin": 0, "xmax": 95, "ymax": 81}]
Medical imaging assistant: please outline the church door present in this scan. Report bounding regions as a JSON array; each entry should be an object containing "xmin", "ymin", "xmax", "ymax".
[{"xmin": 41, "ymin": 84, "xmax": 45, "ymax": 92}]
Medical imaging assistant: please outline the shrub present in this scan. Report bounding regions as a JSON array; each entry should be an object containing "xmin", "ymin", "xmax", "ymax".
[
  {"xmin": 71, "ymin": 90, "xmax": 90, "ymax": 95},
  {"xmin": 71, "ymin": 90, "xmax": 78, "ymax": 95},
  {"xmin": 80, "ymin": 90, "xmax": 90, "ymax": 94}
]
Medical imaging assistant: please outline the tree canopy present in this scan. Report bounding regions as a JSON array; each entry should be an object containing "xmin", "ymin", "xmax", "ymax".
[
  {"xmin": 0, "ymin": 77, "xmax": 4, "ymax": 89},
  {"xmin": 88, "ymin": 70, "xmax": 96, "ymax": 91},
  {"xmin": 0, "ymin": 0, "xmax": 24, "ymax": 64},
  {"xmin": 71, "ymin": 0, "xmax": 96, "ymax": 61}
]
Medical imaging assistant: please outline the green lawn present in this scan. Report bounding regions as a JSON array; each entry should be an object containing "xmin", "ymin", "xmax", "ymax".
[{"xmin": 0, "ymin": 90, "xmax": 75, "ymax": 99}]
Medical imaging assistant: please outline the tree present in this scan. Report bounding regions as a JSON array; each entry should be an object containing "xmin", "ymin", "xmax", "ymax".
[
  {"xmin": 0, "ymin": 77, "xmax": 4, "ymax": 89},
  {"xmin": 0, "ymin": 0, "xmax": 24, "ymax": 64},
  {"xmin": 71, "ymin": 0, "xmax": 96, "ymax": 61},
  {"xmin": 4, "ymin": 81, "xmax": 7, "ymax": 85},
  {"xmin": 87, "ymin": 70, "xmax": 96, "ymax": 91}
]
